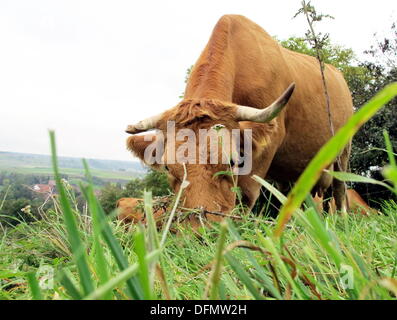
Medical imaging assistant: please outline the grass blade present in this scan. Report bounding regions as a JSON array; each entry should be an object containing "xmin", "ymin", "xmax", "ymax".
[
  {"xmin": 257, "ymin": 234, "xmax": 305, "ymax": 299},
  {"xmin": 134, "ymin": 226, "xmax": 153, "ymax": 299},
  {"xmin": 85, "ymin": 249, "xmax": 161, "ymax": 300},
  {"xmin": 208, "ymin": 221, "xmax": 228, "ymax": 300},
  {"xmin": 143, "ymin": 190, "xmax": 160, "ymax": 251},
  {"xmin": 160, "ymin": 164, "xmax": 188, "ymax": 247},
  {"xmin": 274, "ymin": 83, "xmax": 397, "ymax": 237},
  {"xmin": 227, "ymin": 220, "xmax": 283, "ymax": 299},
  {"xmin": 225, "ymin": 253, "xmax": 264, "ymax": 300},
  {"xmin": 383, "ymin": 130, "xmax": 397, "ymax": 192},
  {"xmin": 325, "ymin": 170, "xmax": 394, "ymax": 192},
  {"xmin": 49, "ymin": 131, "xmax": 94, "ymax": 296},
  {"xmin": 26, "ymin": 272, "xmax": 43, "ymax": 300},
  {"xmin": 81, "ymin": 159, "xmax": 144, "ymax": 300},
  {"xmin": 80, "ymin": 161, "xmax": 111, "ymax": 299},
  {"xmin": 80, "ymin": 183, "xmax": 111, "ymax": 299},
  {"xmin": 58, "ymin": 270, "xmax": 83, "ymax": 300},
  {"xmin": 383, "ymin": 130, "xmax": 396, "ymax": 168}
]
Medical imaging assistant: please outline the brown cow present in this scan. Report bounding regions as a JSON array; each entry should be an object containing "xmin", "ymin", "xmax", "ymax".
[
  {"xmin": 125, "ymin": 15, "xmax": 353, "ymax": 223},
  {"xmin": 116, "ymin": 198, "xmax": 167, "ymax": 225},
  {"xmin": 314, "ymin": 189, "xmax": 379, "ymax": 216}
]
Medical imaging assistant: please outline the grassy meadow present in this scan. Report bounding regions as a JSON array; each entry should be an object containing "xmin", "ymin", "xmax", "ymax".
[
  {"xmin": 2, "ymin": 166, "xmax": 136, "ymax": 183},
  {"xmin": 1, "ymin": 198, "xmax": 397, "ymax": 300},
  {"xmin": 0, "ymin": 84, "xmax": 397, "ymax": 300}
]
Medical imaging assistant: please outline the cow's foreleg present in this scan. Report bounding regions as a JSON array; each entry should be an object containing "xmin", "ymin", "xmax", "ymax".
[
  {"xmin": 333, "ymin": 144, "xmax": 350, "ymax": 213},
  {"xmin": 333, "ymin": 179, "xmax": 347, "ymax": 213}
]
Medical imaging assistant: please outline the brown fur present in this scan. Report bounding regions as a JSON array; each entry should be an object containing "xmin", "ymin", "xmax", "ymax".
[
  {"xmin": 127, "ymin": 15, "xmax": 353, "ymax": 220},
  {"xmin": 160, "ymin": 99, "xmax": 236, "ymax": 127},
  {"xmin": 314, "ymin": 189, "xmax": 379, "ymax": 216},
  {"xmin": 116, "ymin": 198, "xmax": 166, "ymax": 224},
  {"xmin": 127, "ymin": 134, "xmax": 163, "ymax": 169}
]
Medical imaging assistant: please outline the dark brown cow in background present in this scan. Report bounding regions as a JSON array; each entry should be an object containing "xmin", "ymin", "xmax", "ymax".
[
  {"xmin": 314, "ymin": 189, "xmax": 379, "ymax": 216},
  {"xmin": 125, "ymin": 15, "xmax": 353, "ymax": 223}
]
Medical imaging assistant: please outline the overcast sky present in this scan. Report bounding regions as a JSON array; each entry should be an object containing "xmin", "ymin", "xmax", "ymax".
[{"xmin": 0, "ymin": 0, "xmax": 395, "ymax": 161}]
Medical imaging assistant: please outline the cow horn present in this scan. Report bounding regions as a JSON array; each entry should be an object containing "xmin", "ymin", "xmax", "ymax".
[
  {"xmin": 125, "ymin": 112, "xmax": 164, "ymax": 134},
  {"xmin": 235, "ymin": 83, "xmax": 295, "ymax": 122}
]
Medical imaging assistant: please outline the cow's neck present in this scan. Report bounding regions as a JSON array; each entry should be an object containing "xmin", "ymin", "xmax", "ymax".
[
  {"xmin": 184, "ymin": 20, "xmax": 235, "ymax": 102},
  {"xmin": 184, "ymin": 57, "xmax": 235, "ymax": 101}
]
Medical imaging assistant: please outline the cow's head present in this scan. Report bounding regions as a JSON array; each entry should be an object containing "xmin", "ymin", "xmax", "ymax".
[{"xmin": 126, "ymin": 83, "xmax": 295, "ymax": 215}]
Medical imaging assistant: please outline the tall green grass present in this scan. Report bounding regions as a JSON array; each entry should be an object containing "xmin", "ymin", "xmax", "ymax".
[
  {"xmin": 0, "ymin": 83, "xmax": 396, "ymax": 300},
  {"xmin": 274, "ymin": 82, "xmax": 397, "ymax": 236}
]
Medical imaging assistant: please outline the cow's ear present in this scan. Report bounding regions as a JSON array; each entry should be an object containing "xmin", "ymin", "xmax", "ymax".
[{"xmin": 126, "ymin": 133, "xmax": 164, "ymax": 169}]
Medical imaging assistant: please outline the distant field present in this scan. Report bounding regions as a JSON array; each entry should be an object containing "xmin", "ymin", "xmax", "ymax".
[
  {"xmin": 0, "ymin": 151, "xmax": 146, "ymax": 183},
  {"xmin": 1, "ymin": 166, "xmax": 138, "ymax": 181}
]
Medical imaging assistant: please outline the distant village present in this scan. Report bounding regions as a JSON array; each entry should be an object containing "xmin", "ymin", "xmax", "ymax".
[
  {"xmin": 28, "ymin": 180, "xmax": 101, "ymax": 198},
  {"xmin": 31, "ymin": 180, "xmax": 56, "ymax": 195}
]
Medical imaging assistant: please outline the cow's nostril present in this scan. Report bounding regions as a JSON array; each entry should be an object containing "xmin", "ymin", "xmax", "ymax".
[{"xmin": 230, "ymin": 157, "xmax": 244, "ymax": 168}]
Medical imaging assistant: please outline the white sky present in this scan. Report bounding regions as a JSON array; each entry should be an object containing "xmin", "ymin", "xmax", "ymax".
[{"xmin": 0, "ymin": 0, "xmax": 395, "ymax": 161}]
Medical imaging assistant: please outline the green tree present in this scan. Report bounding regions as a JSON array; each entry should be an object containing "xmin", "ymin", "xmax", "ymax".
[
  {"xmin": 122, "ymin": 178, "xmax": 145, "ymax": 198},
  {"xmin": 98, "ymin": 169, "xmax": 171, "ymax": 213},
  {"xmin": 98, "ymin": 183, "xmax": 124, "ymax": 214},
  {"xmin": 141, "ymin": 169, "xmax": 170, "ymax": 197},
  {"xmin": 1, "ymin": 198, "xmax": 35, "ymax": 225},
  {"xmin": 120, "ymin": 169, "xmax": 170, "ymax": 199},
  {"xmin": 349, "ymin": 21, "xmax": 397, "ymax": 205}
]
